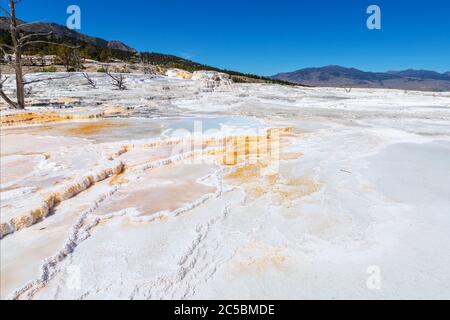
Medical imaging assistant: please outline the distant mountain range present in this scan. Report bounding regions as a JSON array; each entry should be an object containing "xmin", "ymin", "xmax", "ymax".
[
  {"xmin": 0, "ymin": 17, "xmax": 136, "ymax": 52},
  {"xmin": 271, "ymin": 65, "xmax": 450, "ymax": 91}
]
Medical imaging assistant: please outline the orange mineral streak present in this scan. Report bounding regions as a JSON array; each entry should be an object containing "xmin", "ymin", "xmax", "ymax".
[
  {"xmin": 211, "ymin": 128, "xmax": 293, "ymax": 167},
  {"xmin": 222, "ymin": 128, "xmax": 319, "ymax": 205},
  {"xmin": 109, "ymin": 170, "xmax": 129, "ymax": 186},
  {"xmin": 65, "ymin": 121, "xmax": 128, "ymax": 135},
  {"xmin": 225, "ymin": 162, "xmax": 320, "ymax": 204},
  {"xmin": 0, "ymin": 106, "xmax": 129, "ymax": 127},
  {"xmin": 271, "ymin": 177, "xmax": 321, "ymax": 206}
]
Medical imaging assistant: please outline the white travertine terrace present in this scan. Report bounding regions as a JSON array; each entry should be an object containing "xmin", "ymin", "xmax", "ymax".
[{"xmin": 1, "ymin": 72, "xmax": 450, "ymax": 299}]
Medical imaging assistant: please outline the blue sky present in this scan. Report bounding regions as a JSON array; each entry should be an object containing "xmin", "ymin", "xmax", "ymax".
[{"xmin": 9, "ymin": 0, "xmax": 450, "ymax": 75}]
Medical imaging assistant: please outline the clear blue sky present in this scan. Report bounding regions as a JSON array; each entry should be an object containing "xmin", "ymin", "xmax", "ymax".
[{"xmin": 10, "ymin": 0, "xmax": 450, "ymax": 75}]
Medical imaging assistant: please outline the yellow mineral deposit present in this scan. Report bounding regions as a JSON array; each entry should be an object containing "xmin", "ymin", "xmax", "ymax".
[
  {"xmin": 65, "ymin": 120, "xmax": 128, "ymax": 135},
  {"xmin": 176, "ymin": 69, "xmax": 193, "ymax": 79},
  {"xmin": 213, "ymin": 128, "xmax": 293, "ymax": 167}
]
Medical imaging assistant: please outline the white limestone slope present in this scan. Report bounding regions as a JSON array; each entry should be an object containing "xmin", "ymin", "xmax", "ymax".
[{"xmin": 1, "ymin": 73, "xmax": 450, "ymax": 299}]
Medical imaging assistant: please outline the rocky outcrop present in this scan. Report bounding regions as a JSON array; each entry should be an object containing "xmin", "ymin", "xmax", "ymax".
[
  {"xmin": 107, "ymin": 41, "xmax": 137, "ymax": 53},
  {"xmin": 165, "ymin": 68, "xmax": 193, "ymax": 79},
  {"xmin": 192, "ymin": 70, "xmax": 230, "ymax": 82},
  {"xmin": 192, "ymin": 71, "xmax": 233, "ymax": 90}
]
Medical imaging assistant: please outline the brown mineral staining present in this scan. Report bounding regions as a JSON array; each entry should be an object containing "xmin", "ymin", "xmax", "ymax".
[
  {"xmin": 110, "ymin": 145, "xmax": 131, "ymax": 159},
  {"xmin": 9, "ymin": 215, "xmax": 32, "ymax": 232},
  {"xmin": 102, "ymin": 106, "xmax": 130, "ymax": 116},
  {"xmin": 267, "ymin": 127, "xmax": 294, "ymax": 138},
  {"xmin": 109, "ymin": 171, "xmax": 128, "ymax": 185},
  {"xmin": 1, "ymin": 112, "xmax": 73, "ymax": 126},
  {"xmin": 0, "ymin": 111, "xmax": 98, "ymax": 127},
  {"xmin": 228, "ymin": 171, "xmax": 320, "ymax": 205},
  {"xmin": 218, "ymin": 126, "xmax": 318, "ymax": 205},
  {"xmin": 214, "ymin": 129, "xmax": 292, "ymax": 167},
  {"xmin": 0, "ymin": 105, "xmax": 130, "ymax": 127},
  {"xmin": 225, "ymin": 152, "xmax": 320, "ymax": 204},
  {"xmin": 271, "ymin": 177, "xmax": 321, "ymax": 205},
  {"xmin": 30, "ymin": 208, "xmax": 47, "ymax": 224},
  {"xmin": 65, "ymin": 121, "xmax": 128, "ymax": 135},
  {"xmin": 225, "ymin": 163, "xmax": 264, "ymax": 183},
  {"xmin": 49, "ymin": 97, "xmax": 80, "ymax": 105}
]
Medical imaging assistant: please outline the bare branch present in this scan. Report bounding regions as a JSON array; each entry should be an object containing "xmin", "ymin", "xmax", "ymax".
[
  {"xmin": 0, "ymin": 43, "xmax": 14, "ymax": 50},
  {"xmin": 22, "ymin": 69, "xmax": 30, "ymax": 77},
  {"xmin": 16, "ymin": 21, "xmax": 45, "ymax": 29},
  {"xmin": 0, "ymin": 45, "xmax": 10, "ymax": 56},
  {"xmin": 0, "ymin": 68, "xmax": 17, "ymax": 108},
  {"xmin": 106, "ymin": 68, "xmax": 127, "ymax": 90},
  {"xmin": 23, "ymin": 74, "xmax": 73, "ymax": 86},
  {"xmin": 82, "ymin": 72, "xmax": 97, "ymax": 89},
  {"xmin": 19, "ymin": 31, "xmax": 52, "ymax": 44},
  {"xmin": 20, "ymin": 40, "xmax": 80, "ymax": 49},
  {"xmin": 0, "ymin": 71, "xmax": 9, "ymax": 85},
  {"xmin": 24, "ymin": 85, "xmax": 32, "ymax": 97}
]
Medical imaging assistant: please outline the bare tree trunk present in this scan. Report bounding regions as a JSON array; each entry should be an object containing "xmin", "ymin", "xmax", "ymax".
[
  {"xmin": 0, "ymin": 77, "xmax": 17, "ymax": 107},
  {"xmin": 106, "ymin": 68, "xmax": 127, "ymax": 90},
  {"xmin": 0, "ymin": 67, "xmax": 17, "ymax": 108},
  {"xmin": 9, "ymin": 0, "xmax": 25, "ymax": 109},
  {"xmin": 82, "ymin": 72, "xmax": 97, "ymax": 88}
]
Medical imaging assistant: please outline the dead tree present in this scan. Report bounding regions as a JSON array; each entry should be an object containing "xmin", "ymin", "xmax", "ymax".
[
  {"xmin": 0, "ymin": 68, "xmax": 17, "ymax": 107},
  {"xmin": 0, "ymin": 0, "xmax": 78, "ymax": 109},
  {"xmin": 106, "ymin": 68, "xmax": 127, "ymax": 90},
  {"xmin": 0, "ymin": 0, "xmax": 27, "ymax": 108},
  {"xmin": 82, "ymin": 72, "xmax": 97, "ymax": 89}
]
